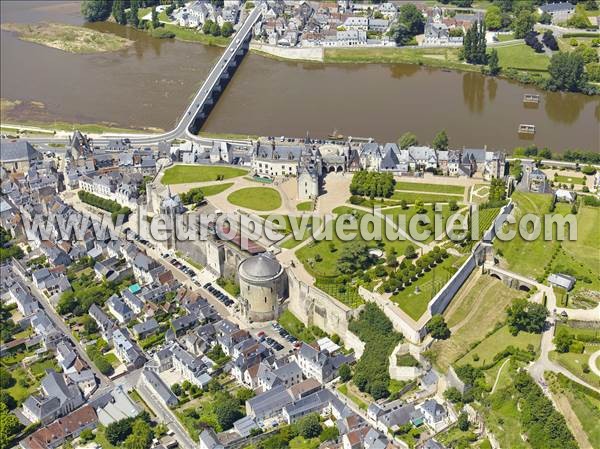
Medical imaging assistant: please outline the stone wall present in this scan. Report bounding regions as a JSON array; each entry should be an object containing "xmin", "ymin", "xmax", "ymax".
[{"xmin": 286, "ymin": 267, "xmax": 358, "ymax": 344}]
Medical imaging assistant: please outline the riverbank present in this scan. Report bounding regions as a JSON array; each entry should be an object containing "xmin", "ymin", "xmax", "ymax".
[
  {"xmin": 0, "ymin": 22, "xmax": 133, "ymax": 53},
  {"xmin": 0, "ymin": 119, "xmax": 162, "ymax": 136}
]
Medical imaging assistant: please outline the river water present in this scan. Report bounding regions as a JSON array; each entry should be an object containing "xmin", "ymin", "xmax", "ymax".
[{"xmin": 1, "ymin": 1, "xmax": 598, "ymax": 152}]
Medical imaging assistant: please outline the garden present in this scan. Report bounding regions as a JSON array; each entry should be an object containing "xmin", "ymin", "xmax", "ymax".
[{"xmin": 161, "ymin": 165, "xmax": 247, "ymax": 184}]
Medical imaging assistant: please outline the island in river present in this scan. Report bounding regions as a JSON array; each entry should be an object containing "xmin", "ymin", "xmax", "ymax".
[{"xmin": 0, "ymin": 22, "xmax": 133, "ymax": 53}]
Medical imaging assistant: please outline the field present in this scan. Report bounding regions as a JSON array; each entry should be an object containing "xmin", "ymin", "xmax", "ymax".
[
  {"xmin": 495, "ymin": 43, "xmax": 550, "ymax": 72},
  {"xmin": 161, "ymin": 165, "xmax": 247, "ymax": 184},
  {"xmin": 456, "ymin": 325, "xmax": 541, "ymax": 368},
  {"xmin": 278, "ymin": 309, "xmax": 325, "ymax": 344},
  {"xmin": 393, "ymin": 181, "xmax": 465, "ymax": 196},
  {"xmin": 196, "ymin": 182, "xmax": 234, "ymax": 196},
  {"xmin": 548, "ymin": 372, "xmax": 600, "ymax": 449},
  {"xmin": 1, "ymin": 22, "xmax": 132, "ymax": 53},
  {"xmin": 554, "ymin": 174, "xmax": 586, "ymax": 185},
  {"xmin": 337, "ymin": 383, "xmax": 368, "ymax": 410},
  {"xmin": 391, "ymin": 191, "xmax": 462, "ymax": 204},
  {"xmin": 227, "ymin": 187, "xmax": 282, "ymax": 211},
  {"xmin": 550, "ymin": 345, "xmax": 600, "ymax": 389},
  {"xmin": 428, "ymin": 274, "xmax": 527, "ymax": 372},
  {"xmin": 390, "ymin": 255, "xmax": 466, "ymax": 321},
  {"xmin": 296, "ymin": 201, "xmax": 313, "ymax": 211},
  {"xmin": 494, "ymin": 192, "xmax": 555, "ymax": 279}
]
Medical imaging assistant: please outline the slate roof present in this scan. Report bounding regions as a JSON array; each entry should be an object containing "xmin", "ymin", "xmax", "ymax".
[{"xmin": 0, "ymin": 140, "xmax": 41, "ymax": 162}]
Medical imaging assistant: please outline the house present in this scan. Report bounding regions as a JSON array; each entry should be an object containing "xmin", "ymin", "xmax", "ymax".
[
  {"xmin": 94, "ymin": 385, "xmax": 141, "ymax": 426},
  {"xmin": 89, "ymin": 304, "xmax": 116, "ymax": 341},
  {"xmin": 295, "ymin": 342, "xmax": 354, "ymax": 383},
  {"xmin": 22, "ymin": 370, "xmax": 85, "ymax": 425},
  {"xmin": 132, "ymin": 252, "xmax": 161, "ymax": 284},
  {"xmin": 0, "ymin": 139, "xmax": 42, "ymax": 172},
  {"xmin": 132, "ymin": 318, "xmax": 160, "ymax": 339},
  {"xmin": 112, "ymin": 328, "xmax": 146, "ymax": 369},
  {"xmin": 537, "ymin": 2, "xmax": 575, "ymax": 24},
  {"xmin": 199, "ymin": 428, "xmax": 224, "ymax": 449},
  {"xmin": 555, "ymin": 188, "xmax": 576, "ymax": 203},
  {"xmin": 9, "ymin": 285, "xmax": 39, "ymax": 316},
  {"xmin": 107, "ymin": 294, "xmax": 134, "ymax": 324},
  {"xmin": 138, "ymin": 368, "xmax": 178, "ymax": 407},
  {"xmin": 171, "ymin": 343, "xmax": 213, "ymax": 388},
  {"xmin": 246, "ymin": 384, "xmax": 294, "ymax": 423},
  {"xmin": 548, "ymin": 273, "xmax": 576, "ymax": 291},
  {"xmin": 417, "ymin": 399, "xmax": 447, "ymax": 430},
  {"xmin": 282, "ymin": 388, "xmax": 351, "ymax": 424},
  {"xmin": 20, "ymin": 404, "xmax": 98, "ymax": 449}
]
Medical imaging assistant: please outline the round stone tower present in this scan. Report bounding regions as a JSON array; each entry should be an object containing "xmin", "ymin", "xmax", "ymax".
[{"xmin": 238, "ymin": 253, "xmax": 287, "ymax": 322}]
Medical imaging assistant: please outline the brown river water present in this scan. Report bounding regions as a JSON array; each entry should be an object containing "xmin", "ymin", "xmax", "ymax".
[{"xmin": 1, "ymin": 1, "xmax": 598, "ymax": 152}]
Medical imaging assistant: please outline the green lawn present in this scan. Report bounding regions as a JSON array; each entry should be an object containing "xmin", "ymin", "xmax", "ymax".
[
  {"xmin": 495, "ymin": 43, "xmax": 550, "ymax": 71},
  {"xmin": 429, "ymin": 274, "xmax": 527, "ymax": 372},
  {"xmin": 456, "ymin": 325, "xmax": 541, "ymax": 368},
  {"xmin": 278, "ymin": 309, "xmax": 325, "ymax": 344},
  {"xmin": 391, "ymin": 191, "xmax": 463, "ymax": 204},
  {"xmin": 554, "ymin": 174, "xmax": 586, "ymax": 185},
  {"xmin": 550, "ymin": 345, "xmax": 600, "ymax": 388},
  {"xmin": 337, "ymin": 383, "xmax": 368, "ymax": 410},
  {"xmin": 556, "ymin": 322, "xmax": 600, "ymax": 341},
  {"xmin": 104, "ymin": 352, "xmax": 120, "ymax": 368},
  {"xmin": 496, "ymin": 33, "xmax": 515, "ymax": 42},
  {"xmin": 289, "ymin": 437, "xmax": 320, "ymax": 449},
  {"xmin": 196, "ymin": 182, "xmax": 234, "ymax": 196},
  {"xmin": 161, "ymin": 23, "xmax": 231, "ymax": 47},
  {"xmin": 394, "ymin": 181, "xmax": 465, "ymax": 196},
  {"xmin": 494, "ymin": 192, "xmax": 554, "ymax": 279},
  {"xmin": 549, "ymin": 373, "xmax": 600, "ymax": 448},
  {"xmin": 296, "ymin": 201, "xmax": 313, "ymax": 211},
  {"xmin": 162, "ymin": 165, "xmax": 247, "ymax": 184},
  {"xmin": 390, "ymin": 255, "xmax": 466, "ymax": 321},
  {"xmin": 227, "ymin": 187, "xmax": 282, "ymax": 211}
]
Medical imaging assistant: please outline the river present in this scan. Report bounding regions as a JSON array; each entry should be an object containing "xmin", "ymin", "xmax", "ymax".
[{"xmin": 1, "ymin": 1, "xmax": 598, "ymax": 152}]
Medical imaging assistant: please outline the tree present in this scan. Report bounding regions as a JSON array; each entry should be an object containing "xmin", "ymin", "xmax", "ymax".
[
  {"xmin": 575, "ymin": 44, "xmax": 599, "ymax": 64},
  {"xmin": 432, "ymin": 130, "xmax": 449, "ymax": 151},
  {"xmin": 512, "ymin": 10, "xmax": 535, "ymax": 39},
  {"xmin": 106, "ymin": 418, "xmax": 135, "ymax": 446},
  {"xmin": 567, "ymin": 4, "xmax": 593, "ymax": 29},
  {"xmin": 319, "ymin": 426, "xmax": 339, "ymax": 443},
  {"xmin": 370, "ymin": 380, "xmax": 390, "ymax": 400},
  {"xmin": 548, "ymin": 52, "xmax": 586, "ymax": 92},
  {"xmin": 506, "ymin": 298, "xmax": 548, "ymax": 335},
  {"xmin": 488, "ymin": 48, "xmax": 500, "ymax": 75},
  {"xmin": 129, "ymin": 0, "xmax": 140, "ymax": 28},
  {"xmin": 236, "ymin": 387, "xmax": 255, "ymax": 402},
  {"xmin": 124, "ymin": 419, "xmax": 153, "ymax": 449},
  {"xmin": 542, "ymin": 30, "xmax": 559, "ymax": 51},
  {"xmin": 0, "ymin": 403, "xmax": 22, "ymax": 449},
  {"xmin": 93, "ymin": 355, "xmax": 113, "ymax": 375},
  {"xmin": 0, "ymin": 392, "xmax": 16, "ymax": 411},
  {"xmin": 339, "ymin": 363, "xmax": 352, "ymax": 382},
  {"xmin": 427, "ymin": 314, "xmax": 451, "ymax": 339},
  {"xmin": 297, "ymin": 413, "xmax": 321, "ymax": 439},
  {"xmin": 214, "ymin": 396, "xmax": 243, "ymax": 430},
  {"xmin": 81, "ymin": 0, "xmax": 113, "ymax": 22},
  {"xmin": 463, "ymin": 20, "xmax": 487, "ymax": 64},
  {"xmin": 457, "ymin": 412, "xmax": 469, "ymax": 431},
  {"xmin": 389, "ymin": 22, "xmax": 412, "ymax": 46},
  {"xmin": 210, "ymin": 22, "xmax": 221, "ymax": 36},
  {"xmin": 151, "ymin": 7, "xmax": 160, "ymax": 28},
  {"xmin": 171, "ymin": 383, "xmax": 183, "ymax": 396},
  {"xmin": 485, "ymin": 5, "xmax": 502, "ymax": 30},
  {"xmin": 554, "ymin": 329, "xmax": 574, "ymax": 353},
  {"xmin": 82, "ymin": 315, "xmax": 99, "ymax": 335},
  {"xmin": 80, "ymin": 428, "xmax": 94, "ymax": 443},
  {"xmin": 539, "ymin": 11, "xmax": 552, "ymax": 25},
  {"xmin": 0, "ymin": 368, "xmax": 15, "ymax": 389},
  {"xmin": 112, "ymin": 0, "xmax": 127, "ymax": 24},
  {"xmin": 398, "ymin": 132, "xmax": 418, "ymax": 149},
  {"xmin": 404, "ymin": 245, "xmax": 416, "ymax": 259},
  {"xmin": 398, "ymin": 3, "xmax": 425, "ymax": 36},
  {"xmin": 221, "ymin": 22, "xmax": 234, "ymax": 37},
  {"xmin": 444, "ymin": 387, "xmax": 463, "ymax": 403}
]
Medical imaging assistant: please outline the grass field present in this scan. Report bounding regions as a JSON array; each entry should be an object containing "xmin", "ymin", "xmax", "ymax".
[
  {"xmin": 296, "ymin": 201, "xmax": 313, "ymax": 211},
  {"xmin": 496, "ymin": 33, "xmax": 515, "ymax": 42},
  {"xmin": 550, "ymin": 345, "xmax": 600, "ymax": 388},
  {"xmin": 554, "ymin": 174, "xmax": 586, "ymax": 185},
  {"xmin": 197, "ymin": 182, "xmax": 234, "ymax": 196},
  {"xmin": 556, "ymin": 322, "xmax": 600, "ymax": 341},
  {"xmin": 394, "ymin": 181, "xmax": 465, "ymax": 196},
  {"xmin": 227, "ymin": 187, "xmax": 282, "ymax": 211},
  {"xmin": 548, "ymin": 372, "xmax": 600, "ymax": 448},
  {"xmin": 391, "ymin": 191, "xmax": 462, "ymax": 204},
  {"xmin": 494, "ymin": 192, "xmax": 554, "ymax": 279},
  {"xmin": 561, "ymin": 205, "xmax": 600, "ymax": 272},
  {"xmin": 429, "ymin": 274, "xmax": 527, "ymax": 372},
  {"xmin": 278, "ymin": 309, "xmax": 325, "ymax": 344},
  {"xmin": 456, "ymin": 325, "xmax": 541, "ymax": 367},
  {"xmin": 495, "ymin": 43, "xmax": 550, "ymax": 71},
  {"xmin": 162, "ymin": 165, "xmax": 247, "ymax": 184},
  {"xmin": 337, "ymin": 383, "xmax": 368, "ymax": 410},
  {"xmin": 391, "ymin": 255, "xmax": 466, "ymax": 321}
]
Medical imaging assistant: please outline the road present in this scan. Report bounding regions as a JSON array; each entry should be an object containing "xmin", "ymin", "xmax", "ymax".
[
  {"xmin": 136, "ymin": 381, "xmax": 197, "ymax": 449},
  {"xmin": 14, "ymin": 271, "xmax": 114, "ymax": 397}
]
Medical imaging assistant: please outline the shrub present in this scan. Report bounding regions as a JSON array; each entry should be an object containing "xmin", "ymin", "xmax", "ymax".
[{"xmin": 151, "ymin": 27, "xmax": 175, "ymax": 38}]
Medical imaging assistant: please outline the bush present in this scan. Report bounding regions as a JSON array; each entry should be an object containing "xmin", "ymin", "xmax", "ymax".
[
  {"xmin": 151, "ymin": 27, "xmax": 175, "ymax": 39},
  {"xmin": 296, "ymin": 413, "xmax": 321, "ymax": 439}
]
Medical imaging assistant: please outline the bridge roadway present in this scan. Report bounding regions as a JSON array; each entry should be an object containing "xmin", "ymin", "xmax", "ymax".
[{"xmin": 17, "ymin": 4, "xmax": 263, "ymax": 148}]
